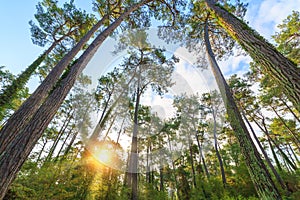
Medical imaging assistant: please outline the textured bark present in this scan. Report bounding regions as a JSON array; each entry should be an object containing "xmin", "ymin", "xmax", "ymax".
[
  {"xmin": 204, "ymin": 20, "xmax": 281, "ymax": 200},
  {"xmin": 204, "ymin": 0, "xmax": 300, "ymax": 112},
  {"xmin": 0, "ymin": 1, "xmax": 151, "ymax": 198},
  {"xmin": 0, "ymin": 14, "xmax": 109, "ymax": 155}
]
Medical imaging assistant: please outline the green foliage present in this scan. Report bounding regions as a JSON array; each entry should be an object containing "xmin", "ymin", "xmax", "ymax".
[
  {"xmin": 30, "ymin": 0, "xmax": 96, "ymax": 48},
  {"xmin": 273, "ymin": 11, "xmax": 300, "ymax": 65},
  {"xmin": 0, "ymin": 65, "xmax": 31, "ymax": 122}
]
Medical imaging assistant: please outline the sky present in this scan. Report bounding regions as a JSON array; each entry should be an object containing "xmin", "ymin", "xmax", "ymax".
[{"xmin": 0, "ymin": 0, "xmax": 299, "ymax": 75}]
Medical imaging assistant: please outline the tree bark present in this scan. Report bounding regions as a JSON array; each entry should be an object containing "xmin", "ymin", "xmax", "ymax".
[
  {"xmin": 0, "ymin": 1, "xmax": 151, "ymax": 198},
  {"xmin": 204, "ymin": 0, "xmax": 300, "ymax": 113},
  {"xmin": 0, "ymin": 14, "xmax": 109, "ymax": 154},
  {"xmin": 204, "ymin": 19, "xmax": 281, "ymax": 199}
]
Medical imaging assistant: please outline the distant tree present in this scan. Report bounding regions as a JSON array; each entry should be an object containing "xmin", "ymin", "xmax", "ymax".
[
  {"xmin": 201, "ymin": 91, "xmax": 227, "ymax": 187},
  {"xmin": 118, "ymin": 29, "xmax": 177, "ymax": 200}
]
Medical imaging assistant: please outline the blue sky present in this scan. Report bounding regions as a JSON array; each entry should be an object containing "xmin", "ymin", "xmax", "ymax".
[{"xmin": 0, "ymin": 0, "xmax": 299, "ymax": 76}]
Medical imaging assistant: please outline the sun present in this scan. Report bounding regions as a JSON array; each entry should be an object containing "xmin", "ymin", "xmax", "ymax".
[{"xmin": 95, "ymin": 149, "xmax": 111, "ymax": 164}]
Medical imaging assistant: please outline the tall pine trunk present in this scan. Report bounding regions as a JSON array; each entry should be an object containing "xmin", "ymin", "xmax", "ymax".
[
  {"xmin": 204, "ymin": 19, "xmax": 281, "ymax": 199},
  {"xmin": 0, "ymin": 14, "xmax": 109, "ymax": 154},
  {"xmin": 204, "ymin": 0, "xmax": 300, "ymax": 112},
  {"xmin": 0, "ymin": 1, "xmax": 151, "ymax": 198},
  {"xmin": 128, "ymin": 75, "xmax": 141, "ymax": 200}
]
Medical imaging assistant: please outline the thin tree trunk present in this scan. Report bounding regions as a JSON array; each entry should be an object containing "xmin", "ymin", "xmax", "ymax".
[
  {"xmin": 89, "ymin": 68, "xmax": 137, "ymax": 141},
  {"xmin": 0, "ymin": 2, "xmax": 151, "ymax": 198},
  {"xmin": 288, "ymin": 143, "xmax": 300, "ymax": 164},
  {"xmin": 146, "ymin": 138, "xmax": 151, "ymax": 183},
  {"xmin": 284, "ymin": 144, "xmax": 297, "ymax": 167},
  {"xmin": 249, "ymin": 112, "xmax": 297, "ymax": 172},
  {"xmin": 116, "ymin": 118, "xmax": 125, "ymax": 144},
  {"xmin": 268, "ymin": 137, "xmax": 283, "ymax": 171},
  {"xmin": 129, "ymin": 81, "xmax": 141, "ymax": 200},
  {"xmin": 279, "ymin": 97, "xmax": 300, "ymax": 123},
  {"xmin": 204, "ymin": 0, "xmax": 300, "ymax": 112},
  {"xmin": 204, "ymin": 18, "xmax": 281, "ymax": 199},
  {"xmin": 188, "ymin": 140, "xmax": 197, "ymax": 188},
  {"xmin": 102, "ymin": 114, "xmax": 117, "ymax": 141},
  {"xmin": 159, "ymin": 160, "xmax": 164, "ymax": 191},
  {"xmin": 166, "ymin": 133, "xmax": 179, "ymax": 194},
  {"xmin": 270, "ymin": 105, "xmax": 300, "ymax": 151},
  {"xmin": 212, "ymin": 109, "xmax": 226, "ymax": 187},
  {"xmin": 196, "ymin": 133, "xmax": 210, "ymax": 179},
  {"xmin": 54, "ymin": 125, "xmax": 74, "ymax": 161},
  {"xmin": 241, "ymin": 108, "xmax": 286, "ymax": 190},
  {"xmin": 45, "ymin": 109, "xmax": 74, "ymax": 162},
  {"xmin": 63, "ymin": 131, "xmax": 79, "ymax": 158},
  {"xmin": 36, "ymin": 137, "xmax": 48, "ymax": 163},
  {"xmin": 0, "ymin": 41, "xmax": 58, "ymax": 121},
  {"xmin": 260, "ymin": 117, "xmax": 297, "ymax": 171}
]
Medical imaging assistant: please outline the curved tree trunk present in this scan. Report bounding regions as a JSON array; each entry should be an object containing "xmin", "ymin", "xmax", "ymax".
[
  {"xmin": 204, "ymin": 0, "xmax": 300, "ymax": 113},
  {"xmin": 0, "ymin": 1, "xmax": 151, "ymax": 198},
  {"xmin": 204, "ymin": 19, "xmax": 281, "ymax": 199}
]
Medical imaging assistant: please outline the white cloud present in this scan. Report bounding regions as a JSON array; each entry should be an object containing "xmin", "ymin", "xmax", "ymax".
[
  {"xmin": 218, "ymin": 53, "xmax": 252, "ymax": 77},
  {"xmin": 246, "ymin": 0, "xmax": 300, "ymax": 40}
]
